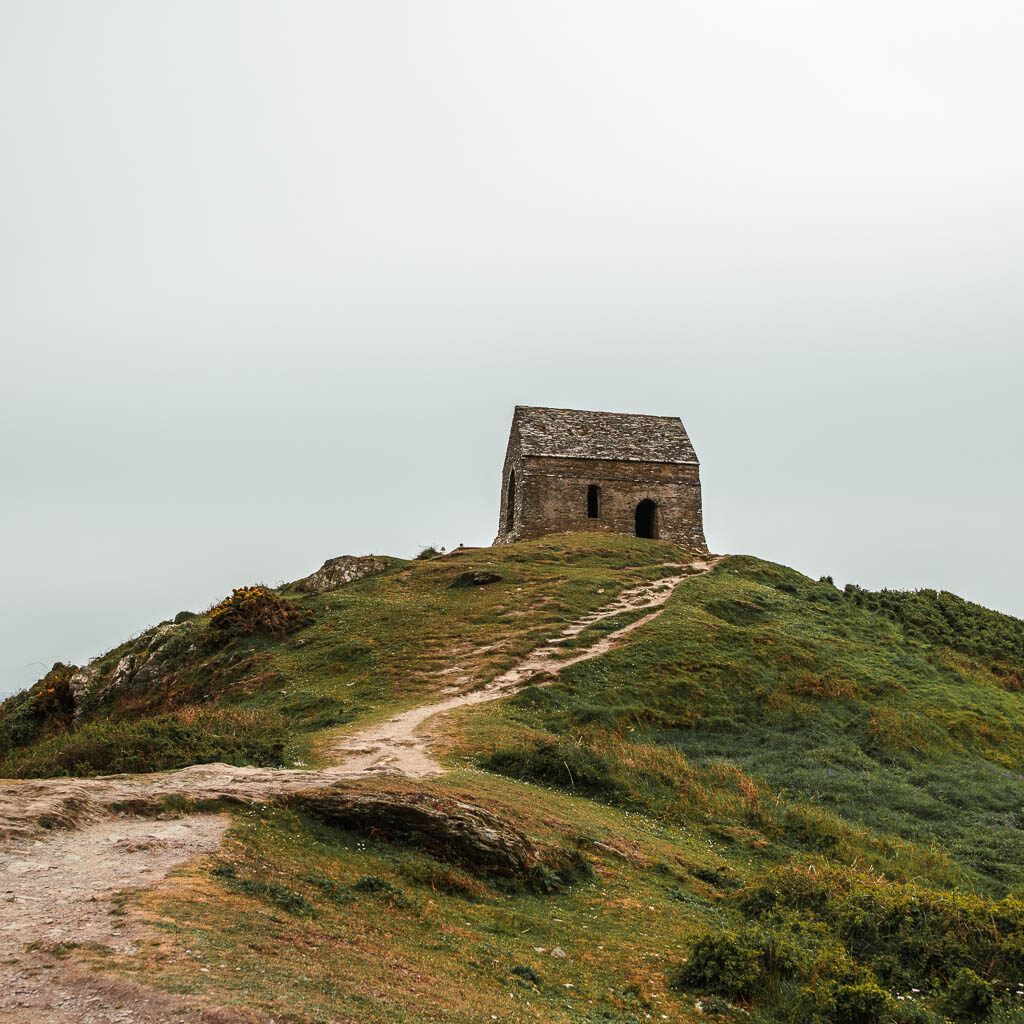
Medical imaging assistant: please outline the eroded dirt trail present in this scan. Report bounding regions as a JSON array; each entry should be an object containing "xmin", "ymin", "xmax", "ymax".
[
  {"xmin": 0, "ymin": 814, "xmax": 262, "ymax": 1023},
  {"xmin": 0, "ymin": 556, "xmax": 720, "ymax": 842},
  {"xmin": 0, "ymin": 556, "xmax": 720, "ymax": 1022},
  {"xmin": 329, "ymin": 558, "xmax": 720, "ymax": 776}
]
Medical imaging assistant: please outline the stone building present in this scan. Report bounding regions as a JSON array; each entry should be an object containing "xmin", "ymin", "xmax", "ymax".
[{"xmin": 494, "ymin": 405, "xmax": 707, "ymax": 551}]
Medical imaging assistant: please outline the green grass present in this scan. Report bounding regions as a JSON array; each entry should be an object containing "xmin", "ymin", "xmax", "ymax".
[
  {"xmin": 126, "ymin": 776, "xmax": 733, "ymax": 1024},
  {"xmin": 8, "ymin": 535, "xmax": 1024, "ymax": 1023},
  {"xmin": 483, "ymin": 555, "xmax": 1024, "ymax": 894},
  {"xmin": 0, "ymin": 706, "xmax": 290, "ymax": 778},
  {"xmin": 0, "ymin": 534, "xmax": 688, "ymax": 776}
]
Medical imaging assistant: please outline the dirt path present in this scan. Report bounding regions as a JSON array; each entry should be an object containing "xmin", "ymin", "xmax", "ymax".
[
  {"xmin": 0, "ymin": 813, "xmax": 267, "ymax": 1023},
  {"xmin": 329, "ymin": 558, "xmax": 720, "ymax": 776},
  {"xmin": 0, "ymin": 555, "xmax": 720, "ymax": 1022},
  {"xmin": 0, "ymin": 556, "xmax": 721, "ymax": 840}
]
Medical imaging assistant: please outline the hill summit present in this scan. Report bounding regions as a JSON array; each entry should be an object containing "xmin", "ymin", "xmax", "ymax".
[{"xmin": 2, "ymin": 534, "xmax": 1024, "ymax": 1024}]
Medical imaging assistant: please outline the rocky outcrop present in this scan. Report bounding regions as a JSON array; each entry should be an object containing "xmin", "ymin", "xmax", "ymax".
[
  {"xmin": 293, "ymin": 788, "xmax": 543, "ymax": 877},
  {"xmin": 291, "ymin": 556, "xmax": 389, "ymax": 595},
  {"xmin": 68, "ymin": 663, "xmax": 100, "ymax": 708},
  {"xmin": 91, "ymin": 623, "xmax": 183, "ymax": 705}
]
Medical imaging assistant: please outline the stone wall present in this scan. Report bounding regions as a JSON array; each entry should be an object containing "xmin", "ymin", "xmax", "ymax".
[{"xmin": 495, "ymin": 455, "xmax": 707, "ymax": 552}]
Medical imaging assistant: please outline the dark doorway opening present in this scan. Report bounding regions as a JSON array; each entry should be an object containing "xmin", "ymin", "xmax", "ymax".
[
  {"xmin": 586, "ymin": 484, "xmax": 600, "ymax": 519},
  {"xmin": 505, "ymin": 470, "xmax": 516, "ymax": 533},
  {"xmin": 635, "ymin": 499, "xmax": 658, "ymax": 539}
]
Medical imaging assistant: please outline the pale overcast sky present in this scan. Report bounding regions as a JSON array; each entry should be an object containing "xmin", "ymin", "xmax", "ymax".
[{"xmin": 2, "ymin": 1, "xmax": 1022, "ymax": 697}]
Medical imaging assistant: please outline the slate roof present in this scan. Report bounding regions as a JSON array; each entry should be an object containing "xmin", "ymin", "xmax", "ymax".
[{"xmin": 512, "ymin": 406, "xmax": 698, "ymax": 465}]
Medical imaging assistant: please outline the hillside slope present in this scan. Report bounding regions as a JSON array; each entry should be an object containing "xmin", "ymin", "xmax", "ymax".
[{"xmin": 2, "ymin": 535, "xmax": 1024, "ymax": 1024}]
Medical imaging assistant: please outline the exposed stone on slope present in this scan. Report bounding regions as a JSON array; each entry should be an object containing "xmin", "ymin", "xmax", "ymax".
[
  {"xmin": 449, "ymin": 570, "xmax": 502, "ymax": 588},
  {"xmin": 291, "ymin": 555, "xmax": 389, "ymax": 594},
  {"xmin": 68, "ymin": 663, "xmax": 99, "ymax": 708},
  {"xmin": 293, "ymin": 787, "xmax": 542, "ymax": 877}
]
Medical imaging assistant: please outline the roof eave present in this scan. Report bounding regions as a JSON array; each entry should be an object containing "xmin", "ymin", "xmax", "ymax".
[{"xmin": 521, "ymin": 452, "xmax": 699, "ymax": 467}]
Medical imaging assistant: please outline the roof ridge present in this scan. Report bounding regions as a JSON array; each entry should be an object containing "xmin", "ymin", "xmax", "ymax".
[{"xmin": 515, "ymin": 404, "xmax": 682, "ymax": 421}]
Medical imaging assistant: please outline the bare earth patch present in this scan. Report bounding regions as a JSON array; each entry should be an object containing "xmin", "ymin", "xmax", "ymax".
[{"xmin": 0, "ymin": 813, "xmax": 269, "ymax": 1023}]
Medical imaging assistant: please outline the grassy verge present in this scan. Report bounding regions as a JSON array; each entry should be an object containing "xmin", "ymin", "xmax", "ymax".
[
  {"xmin": 0, "ymin": 706, "xmax": 291, "ymax": 778},
  {"xmin": 20, "ymin": 537, "xmax": 1024, "ymax": 1023},
  {"xmin": 120, "ymin": 771, "xmax": 740, "ymax": 1024},
  {"xmin": 471, "ymin": 555, "xmax": 1024, "ymax": 894},
  {"xmin": 0, "ymin": 534, "xmax": 695, "ymax": 778}
]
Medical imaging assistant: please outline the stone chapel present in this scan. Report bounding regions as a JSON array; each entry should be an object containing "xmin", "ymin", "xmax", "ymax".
[{"xmin": 494, "ymin": 405, "xmax": 707, "ymax": 551}]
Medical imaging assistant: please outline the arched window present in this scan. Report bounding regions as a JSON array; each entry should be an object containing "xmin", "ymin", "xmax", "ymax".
[
  {"xmin": 586, "ymin": 484, "xmax": 600, "ymax": 519},
  {"xmin": 635, "ymin": 499, "xmax": 658, "ymax": 539},
  {"xmin": 505, "ymin": 470, "xmax": 516, "ymax": 533}
]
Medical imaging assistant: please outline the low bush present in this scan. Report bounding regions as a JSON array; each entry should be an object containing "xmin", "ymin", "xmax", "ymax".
[
  {"xmin": 843, "ymin": 584, "xmax": 1024, "ymax": 673},
  {"xmin": 0, "ymin": 706, "xmax": 288, "ymax": 777},
  {"xmin": 27, "ymin": 663, "xmax": 77, "ymax": 724},
  {"xmin": 0, "ymin": 663, "xmax": 78, "ymax": 752},
  {"xmin": 678, "ymin": 863, "xmax": 1024, "ymax": 1022},
  {"xmin": 207, "ymin": 586, "xmax": 312, "ymax": 639},
  {"xmin": 482, "ymin": 738, "xmax": 622, "ymax": 799},
  {"xmin": 672, "ymin": 931, "xmax": 763, "ymax": 999},
  {"xmin": 945, "ymin": 968, "xmax": 995, "ymax": 1020}
]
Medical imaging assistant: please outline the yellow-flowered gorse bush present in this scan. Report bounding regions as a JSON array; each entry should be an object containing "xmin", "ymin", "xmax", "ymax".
[{"xmin": 207, "ymin": 586, "xmax": 311, "ymax": 639}]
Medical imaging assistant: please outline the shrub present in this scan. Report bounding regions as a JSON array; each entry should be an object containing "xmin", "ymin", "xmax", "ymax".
[
  {"xmin": 889, "ymin": 1001, "xmax": 941, "ymax": 1024},
  {"xmin": 991, "ymin": 998, "xmax": 1024, "ymax": 1024},
  {"xmin": 416, "ymin": 546, "xmax": 440, "ymax": 560},
  {"xmin": 207, "ymin": 586, "xmax": 311, "ymax": 638},
  {"xmin": 672, "ymin": 931, "xmax": 762, "ymax": 998},
  {"xmin": 831, "ymin": 981, "xmax": 890, "ymax": 1024},
  {"xmin": 0, "ymin": 706, "xmax": 288, "ymax": 777},
  {"xmin": 683, "ymin": 864, "xmax": 1024, "ymax": 1022},
  {"xmin": 482, "ymin": 739, "xmax": 621, "ymax": 799},
  {"xmin": 842, "ymin": 584, "xmax": 1024, "ymax": 673},
  {"xmin": 510, "ymin": 963, "xmax": 542, "ymax": 986},
  {"xmin": 0, "ymin": 663, "xmax": 79, "ymax": 753},
  {"xmin": 945, "ymin": 968, "xmax": 994, "ymax": 1020},
  {"xmin": 27, "ymin": 663, "xmax": 77, "ymax": 724}
]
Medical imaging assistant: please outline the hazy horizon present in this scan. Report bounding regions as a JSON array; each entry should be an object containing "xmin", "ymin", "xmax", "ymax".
[{"xmin": 3, "ymin": 1, "xmax": 1022, "ymax": 698}]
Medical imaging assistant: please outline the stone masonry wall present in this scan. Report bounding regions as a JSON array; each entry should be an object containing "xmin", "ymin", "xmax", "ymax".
[{"xmin": 495, "ymin": 455, "xmax": 707, "ymax": 552}]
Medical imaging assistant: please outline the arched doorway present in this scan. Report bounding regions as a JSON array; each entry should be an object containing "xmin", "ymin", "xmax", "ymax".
[
  {"xmin": 505, "ymin": 470, "xmax": 516, "ymax": 533},
  {"xmin": 635, "ymin": 499, "xmax": 658, "ymax": 539}
]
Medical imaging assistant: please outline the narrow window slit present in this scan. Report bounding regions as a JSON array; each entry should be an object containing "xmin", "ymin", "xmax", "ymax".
[{"xmin": 505, "ymin": 470, "xmax": 516, "ymax": 533}]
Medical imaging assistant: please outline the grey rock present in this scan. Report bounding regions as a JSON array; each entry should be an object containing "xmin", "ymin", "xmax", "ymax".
[
  {"xmin": 295, "ymin": 789, "xmax": 541, "ymax": 878},
  {"xmin": 291, "ymin": 555, "xmax": 389, "ymax": 595},
  {"xmin": 68, "ymin": 664, "xmax": 100, "ymax": 711}
]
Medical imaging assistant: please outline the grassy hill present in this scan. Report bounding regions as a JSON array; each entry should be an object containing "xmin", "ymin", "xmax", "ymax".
[{"xmin": 3, "ymin": 535, "xmax": 1024, "ymax": 1024}]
